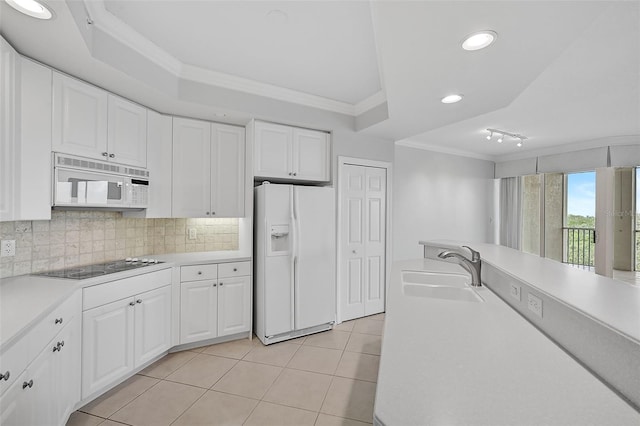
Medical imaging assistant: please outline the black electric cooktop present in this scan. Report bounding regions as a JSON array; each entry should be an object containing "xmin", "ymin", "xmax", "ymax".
[{"xmin": 36, "ymin": 258, "xmax": 163, "ymax": 280}]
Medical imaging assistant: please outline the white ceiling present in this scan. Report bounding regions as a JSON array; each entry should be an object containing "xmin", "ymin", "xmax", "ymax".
[
  {"xmin": 0, "ymin": 0, "xmax": 638, "ymax": 161},
  {"xmin": 103, "ymin": 0, "xmax": 381, "ymax": 105}
]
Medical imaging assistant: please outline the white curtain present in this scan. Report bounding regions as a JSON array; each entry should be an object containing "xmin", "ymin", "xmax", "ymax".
[{"xmin": 499, "ymin": 177, "xmax": 521, "ymax": 249}]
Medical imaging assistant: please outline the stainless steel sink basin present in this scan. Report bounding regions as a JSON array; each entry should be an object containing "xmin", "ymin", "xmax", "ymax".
[{"xmin": 401, "ymin": 271, "xmax": 483, "ymax": 303}]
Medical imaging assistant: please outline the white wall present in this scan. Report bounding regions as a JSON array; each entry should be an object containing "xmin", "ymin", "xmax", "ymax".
[{"xmin": 393, "ymin": 145, "xmax": 496, "ymax": 261}]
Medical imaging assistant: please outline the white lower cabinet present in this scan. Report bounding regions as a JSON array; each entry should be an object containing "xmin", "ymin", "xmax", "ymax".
[
  {"xmin": 0, "ymin": 293, "xmax": 81, "ymax": 426},
  {"xmin": 180, "ymin": 262, "xmax": 251, "ymax": 344},
  {"xmin": 218, "ymin": 276, "xmax": 251, "ymax": 336},
  {"xmin": 81, "ymin": 269, "xmax": 172, "ymax": 400}
]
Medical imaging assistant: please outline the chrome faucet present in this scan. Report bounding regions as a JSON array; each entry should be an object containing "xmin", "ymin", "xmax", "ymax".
[{"xmin": 437, "ymin": 246, "xmax": 482, "ymax": 287}]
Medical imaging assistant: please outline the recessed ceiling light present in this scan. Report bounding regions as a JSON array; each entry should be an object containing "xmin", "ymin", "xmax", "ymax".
[
  {"xmin": 441, "ymin": 94, "xmax": 463, "ymax": 104},
  {"xmin": 4, "ymin": 0, "xmax": 53, "ymax": 19},
  {"xmin": 462, "ymin": 31, "xmax": 497, "ymax": 51}
]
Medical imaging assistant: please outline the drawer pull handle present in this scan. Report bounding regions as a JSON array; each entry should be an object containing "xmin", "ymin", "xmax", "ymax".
[
  {"xmin": 101, "ymin": 152, "xmax": 108, "ymax": 157},
  {"xmin": 109, "ymin": 153, "xmax": 115, "ymax": 158},
  {"xmin": 0, "ymin": 371, "xmax": 9, "ymax": 381},
  {"xmin": 219, "ymin": 282, "xmax": 223, "ymax": 286},
  {"xmin": 197, "ymin": 271, "xmax": 202, "ymax": 275},
  {"xmin": 233, "ymin": 268, "xmax": 237, "ymax": 272},
  {"xmin": 22, "ymin": 380, "xmax": 33, "ymax": 389},
  {"xmin": 55, "ymin": 318, "xmax": 63, "ymax": 325},
  {"xmin": 213, "ymin": 283, "xmax": 217, "ymax": 287},
  {"xmin": 136, "ymin": 299, "xmax": 142, "ymax": 304},
  {"xmin": 129, "ymin": 301, "xmax": 136, "ymax": 306}
]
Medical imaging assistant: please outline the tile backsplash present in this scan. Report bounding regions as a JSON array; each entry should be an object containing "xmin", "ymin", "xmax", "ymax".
[{"xmin": 0, "ymin": 211, "xmax": 239, "ymax": 278}]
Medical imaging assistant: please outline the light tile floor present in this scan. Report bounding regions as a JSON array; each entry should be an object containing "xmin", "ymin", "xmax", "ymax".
[{"xmin": 67, "ymin": 314, "xmax": 384, "ymax": 426}]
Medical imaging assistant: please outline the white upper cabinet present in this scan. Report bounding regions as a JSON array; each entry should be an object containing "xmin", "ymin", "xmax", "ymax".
[
  {"xmin": 211, "ymin": 123, "xmax": 246, "ymax": 217},
  {"xmin": 107, "ymin": 95, "xmax": 147, "ymax": 167},
  {"xmin": 52, "ymin": 72, "xmax": 147, "ymax": 167},
  {"xmin": 173, "ymin": 117, "xmax": 212, "ymax": 218},
  {"xmin": 0, "ymin": 37, "xmax": 18, "ymax": 222},
  {"xmin": 293, "ymin": 128, "xmax": 330, "ymax": 182},
  {"xmin": 141, "ymin": 111, "xmax": 172, "ymax": 218},
  {"xmin": 173, "ymin": 118, "xmax": 246, "ymax": 218},
  {"xmin": 254, "ymin": 122, "xmax": 292, "ymax": 179},
  {"xmin": 52, "ymin": 72, "xmax": 108, "ymax": 158},
  {"xmin": 253, "ymin": 121, "xmax": 330, "ymax": 182},
  {"xmin": 1, "ymin": 35, "xmax": 52, "ymax": 222}
]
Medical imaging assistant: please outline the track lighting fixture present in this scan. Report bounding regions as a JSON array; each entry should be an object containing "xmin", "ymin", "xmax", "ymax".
[{"xmin": 485, "ymin": 128, "xmax": 527, "ymax": 148}]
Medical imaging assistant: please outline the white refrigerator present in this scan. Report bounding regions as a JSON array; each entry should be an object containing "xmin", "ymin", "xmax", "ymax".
[{"xmin": 254, "ymin": 183, "xmax": 336, "ymax": 345}]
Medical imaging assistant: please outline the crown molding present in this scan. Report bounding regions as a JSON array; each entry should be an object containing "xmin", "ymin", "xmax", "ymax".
[
  {"xmin": 354, "ymin": 90, "xmax": 386, "ymax": 116},
  {"xmin": 180, "ymin": 65, "xmax": 357, "ymax": 116},
  {"xmin": 80, "ymin": 0, "xmax": 387, "ymax": 117},
  {"xmin": 395, "ymin": 139, "xmax": 496, "ymax": 162}
]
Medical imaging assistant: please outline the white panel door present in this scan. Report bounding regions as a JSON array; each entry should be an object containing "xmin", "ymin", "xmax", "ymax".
[
  {"xmin": 180, "ymin": 280, "xmax": 218, "ymax": 344},
  {"xmin": 217, "ymin": 276, "xmax": 251, "ymax": 336},
  {"xmin": 134, "ymin": 286, "xmax": 171, "ymax": 367},
  {"xmin": 107, "ymin": 95, "xmax": 147, "ymax": 167},
  {"xmin": 52, "ymin": 72, "xmax": 108, "ymax": 159},
  {"xmin": 364, "ymin": 167, "xmax": 386, "ymax": 315},
  {"xmin": 82, "ymin": 298, "xmax": 135, "ymax": 399},
  {"xmin": 340, "ymin": 164, "xmax": 387, "ymax": 321},
  {"xmin": 293, "ymin": 128, "xmax": 330, "ymax": 182},
  {"xmin": 211, "ymin": 123, "xmax": 245, "ymax": 217},
  {"xmin": 254, "ymin": 122, "xmax": 292, "ymax": 179},
  {"xmin": 172, "ymin": 117, "xmax": 211, "ymax": 217},
  {"xmin": 340, "ymin": 165, "xmax": 366, "ymax": 321}
]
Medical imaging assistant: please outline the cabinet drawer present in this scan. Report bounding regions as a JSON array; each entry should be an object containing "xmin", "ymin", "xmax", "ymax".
[
  {"xmin": 0, "ymin": 290, "xmax": 81, "ymax": 397},
  {"xmin": 181, "ymin": 264, "xmax": 218, "ymax": 282},
  {"xmin": 218, "ymin": 262, "xmax": 251, "ymax": 278},
  {"xmin": 83, "ymin": 268, "xmax": 172, "ymax": 311}
]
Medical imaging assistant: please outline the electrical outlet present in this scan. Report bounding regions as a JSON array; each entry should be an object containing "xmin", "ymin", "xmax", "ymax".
[
  {"xmin": 510, "ymin": 283, "xmax": 521, "ymax": 301},
  {"xmin": 188, "ymin": 228, "xmax": 197, "ymax": 240},
  {"xmin": 1, "ymin": 240, "xmax": 16, "ymax": 257},
  {"xmin": 527, "ymin": 293, "xmax": 543, "ymax": 318}
]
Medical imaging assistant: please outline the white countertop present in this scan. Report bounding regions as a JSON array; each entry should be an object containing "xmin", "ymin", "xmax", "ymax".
[
  {"xmin": 0, "ymin": 251, "xmax": 250, "ymax": 352},
  {"xmin": 374, "ymin": 258, "xmax": 640, "ymax": 425}
]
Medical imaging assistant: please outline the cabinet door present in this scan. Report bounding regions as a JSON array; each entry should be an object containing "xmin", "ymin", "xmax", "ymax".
[
  {"xmin": 0, "ymin": 37, "xmax": 17, "ymax": 221},
  {"xmin": 0, "ymin": 370, "xmax": 29, "ymax": 426},
  {"xmin": 51, "ymin": 315, "xmax": 81, "ymax": 425},
  {"xmin": 180, "ymin": 280, "xmax": 218, "ymax": 344},
  {"xmin": 82, "ymin": 298, "xmax": 135, "ymax": 399},
  {"xmin": 52, "ymin": 72, "xmax": 108, "ymax": 159},
  {"xmin": 18, "ymin": 58, "xmax": 52, "ymax": 221},
  {"xmin": 172, "ymin": 117, "xmax": 212, "ymax": 217},
  {"xmin": 134, "ymin": 285, "xmax": 171, "ymax": 368},
  {"xmin": 292, "ymin": 128, "xmax": 330, "ymax": 182},
  {"xmin": 218, "ymin": 276, "xmax": 251, "ymax": 336},
  {"xmin": 211, "ymin": 123, "xmax": 245, "ymax": 217},
  {"xmin": 107, "ymin": 95, "xmax": 147, "ymax": 167},
  {"xmin": 254, "ymin": 122, "xmax": 292, "ymax": 179},
  {"xmin": 143, "ymin": 111, "xmax": 172, "ymax": 218}
]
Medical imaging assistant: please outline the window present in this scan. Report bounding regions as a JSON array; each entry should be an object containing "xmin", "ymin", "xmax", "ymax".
[{"xmin": 564, "ymin": 172, "xmax": 596, "ymax": 267}]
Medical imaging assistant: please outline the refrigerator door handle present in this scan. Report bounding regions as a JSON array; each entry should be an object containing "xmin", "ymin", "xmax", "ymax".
[{"xmin": 290, "ymin": 187, "xmax": 297, "ymax": 331}]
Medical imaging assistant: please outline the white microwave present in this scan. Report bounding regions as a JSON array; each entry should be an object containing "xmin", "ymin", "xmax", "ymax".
[{"xmin": 53, "ymin": 153, "xmax": 149, "ymax": 209}]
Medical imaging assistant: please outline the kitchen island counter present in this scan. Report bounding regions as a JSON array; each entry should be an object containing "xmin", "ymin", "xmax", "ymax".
[{"xmin": 374, "ymin": 258, "xmax": 640, "ymax": 425}]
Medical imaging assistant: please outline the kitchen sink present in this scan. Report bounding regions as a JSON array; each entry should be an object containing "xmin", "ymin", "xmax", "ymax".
[
  {"xmin": 401, "ymin": 271, "xmax": 483, "ymax": 303},
  {"xmin": 401, "ymin": 271, "xmax": 470, "ymax": 288}
]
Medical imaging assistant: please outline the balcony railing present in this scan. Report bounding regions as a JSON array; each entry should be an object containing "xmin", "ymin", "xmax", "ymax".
[{"xmin": 564, "ymin": 227, "xmax": 595, "ymax": 267}]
